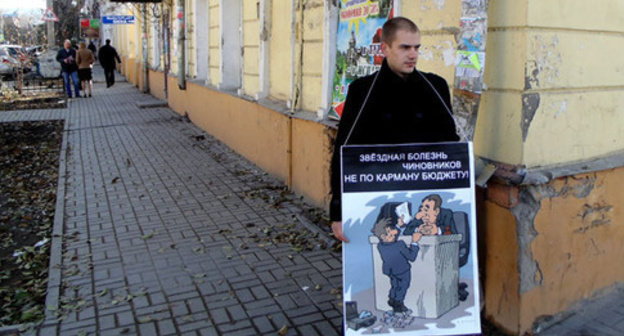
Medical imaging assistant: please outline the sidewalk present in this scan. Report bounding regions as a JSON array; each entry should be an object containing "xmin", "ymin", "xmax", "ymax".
[
  {"xmin": 2, "ymin": 66, "xmax": 624, "ymax": 336},
  {"xmin": 2, "ymin": 66, "xmax": 342, "ymax": 336}
]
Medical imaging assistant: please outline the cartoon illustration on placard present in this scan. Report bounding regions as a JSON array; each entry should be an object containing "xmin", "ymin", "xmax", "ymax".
[{"xmin": 342, "ymin": 191, "xmax": 479, "ymax": 335}]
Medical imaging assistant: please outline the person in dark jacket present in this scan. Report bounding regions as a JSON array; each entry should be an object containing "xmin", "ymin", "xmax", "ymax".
[
  {"xmin": 373, "ymin": 218, "xmax": 421, "ymax": 313},
  {"xmin": 88, "ymin": 40, "xmax": 97, "ymax": 59},
  {"xmin": 330, "ymin": 17, "xmax": 460, "ymax": 242},
  {"xmin": 56, "ymin": 39, "xmax": 80, "ymax": 98},
  {"xmin": 98, "ymin": 39, "xmax": 121, "ymax": 88}
]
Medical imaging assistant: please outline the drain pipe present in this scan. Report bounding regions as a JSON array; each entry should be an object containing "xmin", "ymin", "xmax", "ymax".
[
  {"xmin": 142, "ymin": 4, "xmax": 149, "ymax": 93},
  {"xmin": 176, "ymin": 0, "xmax": 186, "ymax": 90}
]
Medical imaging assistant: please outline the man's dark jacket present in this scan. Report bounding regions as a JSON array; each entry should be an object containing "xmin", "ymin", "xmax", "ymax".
[
  {"xmin": 330, "ymin": 60, "xmax": 459, "ymax": 221},
  {"xmin": 378, "ymin": 241, "xmax": 420, "ymax": 276},
  {"xmin": 98, "ymin": 44, "xmax": 121, "ymax": 69},
  {"xmin": 88, "ymin": 41, "xmax": 97, "ymax": 55},
  {"xmin": 56, "ymin": 48, "xmax": 78, "ymax": 73}
]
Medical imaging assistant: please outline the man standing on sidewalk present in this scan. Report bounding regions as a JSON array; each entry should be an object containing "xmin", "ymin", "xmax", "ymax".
[
  {"xmin": 56, "ymin": 39, "xmax": 80, "ymax": 98},
  {"xmin": 98, "ymin": 39, "xmax": 122, "ymax": 88},
  {"xmin": 329, "ymin": 17, "xmax": 460, "ymax": 241}
]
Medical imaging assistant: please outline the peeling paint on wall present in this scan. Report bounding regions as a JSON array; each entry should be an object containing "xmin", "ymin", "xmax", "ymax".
[
  {"xmin": 511, "ymin": 186, "xmax": 543, "ymax": 294},
  {"xmin": 420, "ymin": 0, "xmax": 447, "ymax": 11},
  {"xmin": 511, "ymin": 174, "xmax": 599, "ymax": 293},
  {"xmin": 554, "ymin": 100, "xmax": 567, "ymax": 118},
  {"xmin": 521, "ymin": 93, "xmax": 540, "ymax": 141},
  {"xmin": 525, "ymin": 35, "xmax": 562, "ymax": 90},
  {"xmin": 574, "ymin": 202, "xmax": 613, "ymax": 234}
]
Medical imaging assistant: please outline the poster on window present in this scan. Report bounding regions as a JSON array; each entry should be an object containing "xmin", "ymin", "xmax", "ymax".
[
  {"xmin": 340, "ymin": 142, "xmax": 481, "ymax": 335},
  {"xmin": 329, "ymin": 0, "xmax": 396, "ymax": 120}
]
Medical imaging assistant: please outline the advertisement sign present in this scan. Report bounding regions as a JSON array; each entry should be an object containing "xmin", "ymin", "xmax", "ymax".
[
  {"xmin": 329, "ymin": 0, "xmax": 395, "ymax": 120},
  {"xmin": 340, "ymin": 142, "xmax": 481, "ymax": 335},
  {"xmin": 80, "ymin": 19, "xmax": 101, "ymax": 39}
]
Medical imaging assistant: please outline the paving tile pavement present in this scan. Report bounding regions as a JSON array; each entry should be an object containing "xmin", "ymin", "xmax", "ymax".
[
  {"xmin": 1, "ymin": 66, "xmax": 342, "ymax": 336},
  {"xmin": 4, "ymin": 68, "xmax": 624, "ymax": 336}
]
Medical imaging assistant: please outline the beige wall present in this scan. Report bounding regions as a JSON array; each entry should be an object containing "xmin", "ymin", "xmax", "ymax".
[
  {"xmin": 475, "ymin": 0, "xmax": 624, "ymax": 168},
  {"xmin": 208, "ymin": 0, "xmax": 221, "ymax": 85},
  {"xmin": 402, "ymin": 0, "xmax": 461, "ymax": 85},
  {"xmin": 269, "ymin": 0, "xmax": 293, "ymax": 102},
  {"xmin": 242, "ymin": 0, "xmax": 260, "ymax": 96},
  {"xmin": 483, "ymin": 166, "xmax": 624, "ymax": 334}
]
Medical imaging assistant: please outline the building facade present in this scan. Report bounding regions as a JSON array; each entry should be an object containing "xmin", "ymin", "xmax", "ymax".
[{"xmin": 108, "ymin": 1, "xmax": 624, "ymax": 334}]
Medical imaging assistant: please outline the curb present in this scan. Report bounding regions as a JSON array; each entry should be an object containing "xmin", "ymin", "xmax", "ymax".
[{"xmin": 40, "ymin": 115, "xmax": 71, "ymax": 334}]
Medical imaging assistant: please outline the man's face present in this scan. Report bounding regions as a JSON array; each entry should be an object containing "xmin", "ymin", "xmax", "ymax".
[
  {"xmin": 419, "ymin": 199, "xmax": 439, "ymax": 225},
  {"xmin": 382, "ymin": 226, "xmax": 398, "ymax": 242},
  {"xmin": 381, "ymin": 29, "xmax": 421, "ymax": 78},
  {"xmin": 64, "ymin": 41, "xmax": 71, "ymax": 49}
]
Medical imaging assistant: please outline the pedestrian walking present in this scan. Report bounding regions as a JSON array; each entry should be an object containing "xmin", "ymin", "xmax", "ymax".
[
  {"xmin": 77, "ymin": 42, "xmax": 95, "ymax": 97},
  {"xmin": 56, "ymin": 39, "xmax": 80, "ymax": 98},
  {"xmin": 88, "ymin": 40, "xmax": 97, "ymax": 60},
  {"xmin": 329, "ymin": 17, "xmax": 460, "ymax": 242},
  {"xmin": 98, "ymin": 39, "xmax": 121, "ymax": 88}
]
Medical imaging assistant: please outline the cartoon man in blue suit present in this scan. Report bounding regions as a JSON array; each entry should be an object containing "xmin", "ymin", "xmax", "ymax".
[{"xmin": 373, "ymin": 218, "xmax": 422, "ymax": 313}]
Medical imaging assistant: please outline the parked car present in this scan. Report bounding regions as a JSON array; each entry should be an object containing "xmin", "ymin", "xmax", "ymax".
[
  {"xmin": 0, "ymin": 45, "xmax": 32, "ymax": 73},
  {"xmin": 0, "ymin": 48, "xmax": 19, "ymax": 78}
]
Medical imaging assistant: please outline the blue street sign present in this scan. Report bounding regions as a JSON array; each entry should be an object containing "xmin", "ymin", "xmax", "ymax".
[{"xmin": 102, "ymin": 15, "xmax": 135, "ymax": 24}]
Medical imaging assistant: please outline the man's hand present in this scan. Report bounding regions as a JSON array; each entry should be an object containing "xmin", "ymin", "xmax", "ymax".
[
  {"xmin": 412, "ymin": 232, "xmax": 422, "ymax": 243},
  {"xmin": 397, "ymin": 215, "xmax": 405, "ymax": 227},
  {"xmin": 331, "ymin": 221, "xmax": 349, "ymax": 243},
  {"xmin": 418, "ymin": 223, "xmax": 439, "ymax": 235}
]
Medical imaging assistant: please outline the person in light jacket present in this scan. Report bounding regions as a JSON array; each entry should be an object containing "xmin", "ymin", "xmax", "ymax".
[{"xmin": 76, "ymin": 42, "xmax": 95, "ymax": 97}]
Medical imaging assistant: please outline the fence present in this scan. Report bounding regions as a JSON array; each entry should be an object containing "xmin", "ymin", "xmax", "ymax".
[{"xmin": 0, "ymin": 74, "xmax": 67, "ymax": 111}]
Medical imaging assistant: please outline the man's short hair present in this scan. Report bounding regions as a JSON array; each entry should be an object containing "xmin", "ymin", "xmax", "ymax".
[
  {"xmin": 382, "ymin": 17, "xmax": 420, "ymax": 45},
  {"xmin": 106, "ymin": 39, "xmax": 111, "ymax": 44},
  {"xmin": 423, "ymin": 194, "xmax": 443, "ymax": 210},
  {"xmin": 372, "ymin": 217, "xmax": 392, "ymax": 239}
]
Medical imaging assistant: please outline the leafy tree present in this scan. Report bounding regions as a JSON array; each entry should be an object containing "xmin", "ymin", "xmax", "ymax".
[{"xmin": 53, "ymin": 0, "xmax": 85, "ymax": 46}]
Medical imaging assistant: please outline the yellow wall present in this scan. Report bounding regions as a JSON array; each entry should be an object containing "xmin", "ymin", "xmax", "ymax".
[
  {"xmin": 299, "ymin": 0, "xmax": 324, "ymax": 112},
  {"xmin": 187, "ymin": 0, "xmax": 196, "ymax": 78},
  {"xmin": 208, "ymin": 0, "xmax": 221, "ymax": 85},
  {"xmin": 291, "ymin": 119, "xmax": 333, "ymax": 207},
  {"xmin": 148, "ymin": 69, "xmax": 167, "ymax": 100},
  {"xmin": 402, "ymin": 0, "xmax": 461, "ymax": 85},
  {"xmin": 242, "ymin": 0, "xmax": 260, "ymax": 96},
  {"xmin": 482, "ymin": 197, "xmax": 520, "ymax": 333},
  {"xmin": 474, "ymin": 0, "xmax": 624, "ymax": 168},
  {"xmin": 518, "ymin": 168, "xmax": 624, "ymax": 332},
  {"xmin": 269, "ymin": 0, "xmax": 292, "ymax": 102}
]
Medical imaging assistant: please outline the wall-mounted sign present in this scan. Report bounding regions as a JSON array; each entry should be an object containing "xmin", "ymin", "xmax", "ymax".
[{"xmin": 102, "ymin": 15, "xmax": 136, "ymax": 25}]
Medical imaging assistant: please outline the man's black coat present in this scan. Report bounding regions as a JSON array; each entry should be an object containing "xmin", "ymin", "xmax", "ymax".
[
  {"xmin": 98, "ymin": 44, "xmax": 121, "ymax": 69},
  {"xmin": 329, "ymin": 60, "xmax": 459, "ymax": 222}
]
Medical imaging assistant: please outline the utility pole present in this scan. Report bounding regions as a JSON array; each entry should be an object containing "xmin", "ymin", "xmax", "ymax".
[{"xmin": 46, "ymin": 0, "xmax": 55, "ymax": 47}]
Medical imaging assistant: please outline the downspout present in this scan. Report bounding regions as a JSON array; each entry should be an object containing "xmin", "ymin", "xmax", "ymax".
[
  {"xmin": 177, "ymin": 0, "xmax": 186, "ymax": 90},
  {"xmin": 142, "ymin": 4, "xmax": 149, "ymax": 93},
  {"xmin": 290, "ymin": 0, "xmax": 304, "ymax": 112}
]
